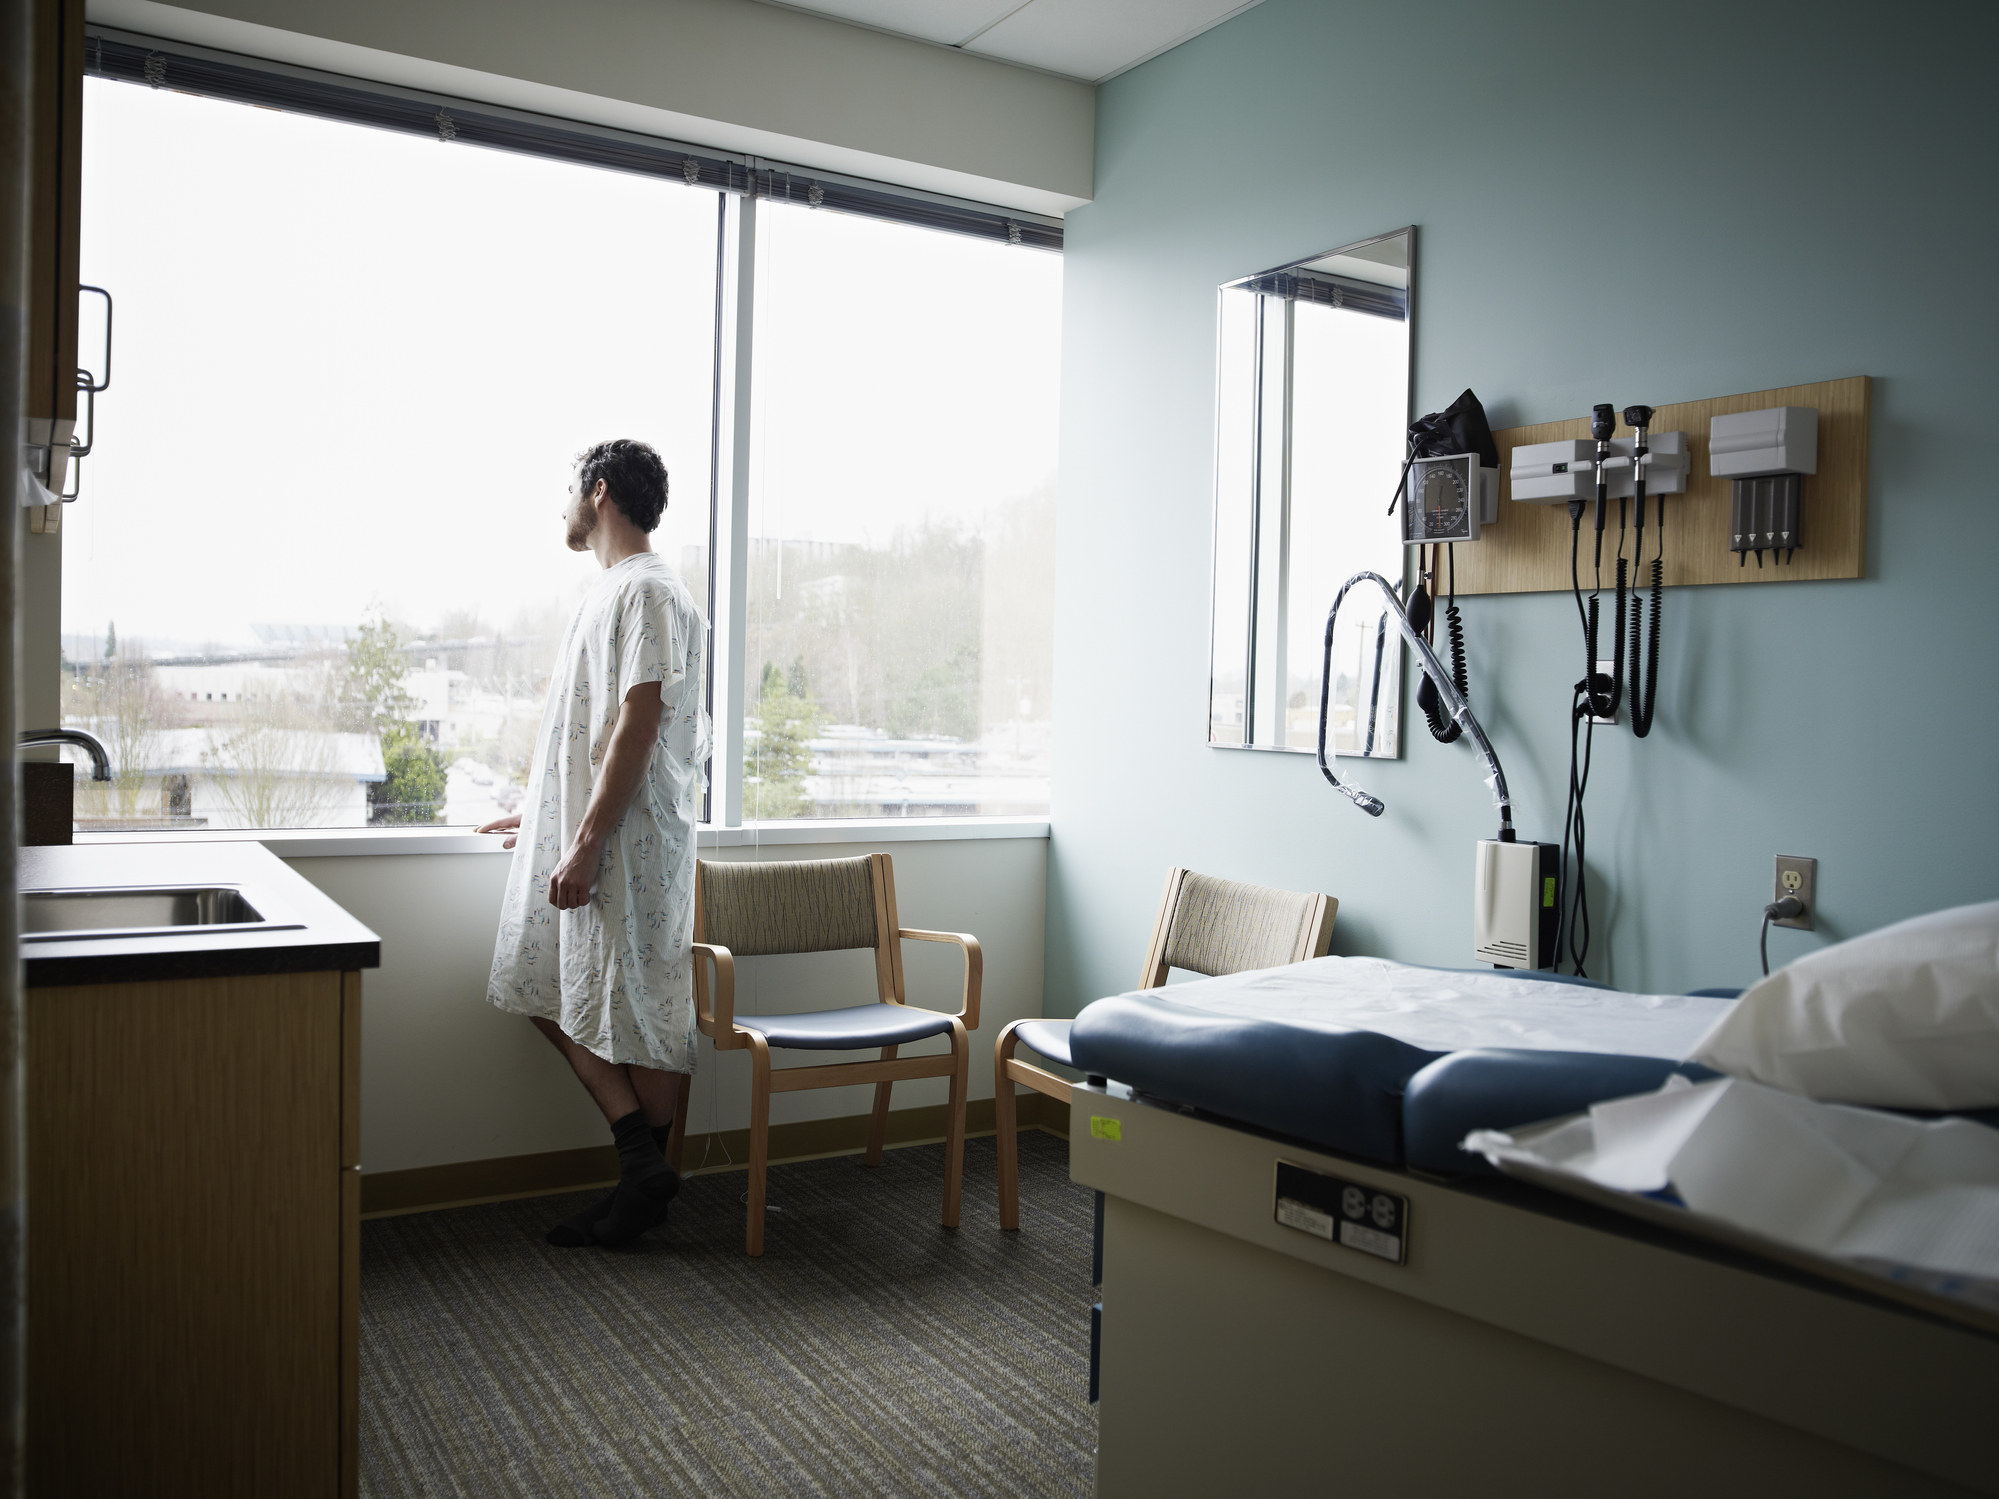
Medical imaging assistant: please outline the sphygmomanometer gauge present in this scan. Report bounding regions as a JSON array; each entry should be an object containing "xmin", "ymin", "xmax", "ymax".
[{"xmin": 1404, "ymin": 454, "xmax": 1479, "ymax": 545}]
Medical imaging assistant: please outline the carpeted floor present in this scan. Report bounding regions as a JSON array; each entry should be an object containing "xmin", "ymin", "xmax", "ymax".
[{"xmin": 360, "ymin": 1131, "xmax": 1098, "ymax": 1498}]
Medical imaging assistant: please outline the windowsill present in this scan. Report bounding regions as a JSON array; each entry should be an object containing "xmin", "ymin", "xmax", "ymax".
[{"xmin": 70, "ymin": 816, "xmax": 1052, "ymax": 859}]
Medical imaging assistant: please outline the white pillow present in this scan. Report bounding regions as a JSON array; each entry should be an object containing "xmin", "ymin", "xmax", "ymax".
[{"xmin": 1686, "ymin": 901, "xmax": 1999, "ymax": 1110}]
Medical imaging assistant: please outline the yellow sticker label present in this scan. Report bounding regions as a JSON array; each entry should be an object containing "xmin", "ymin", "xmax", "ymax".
[{"xmin": 1090, "ymin": 1116, "xmax": 1122, "ymax": 1142}]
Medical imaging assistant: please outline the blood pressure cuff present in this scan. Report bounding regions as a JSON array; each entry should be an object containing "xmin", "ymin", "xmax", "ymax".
[{"xmin": 1410, "ymin": 388, "xmax": 1499, "ymax": 468}]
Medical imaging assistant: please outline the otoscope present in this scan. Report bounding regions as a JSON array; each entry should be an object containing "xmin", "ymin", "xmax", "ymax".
[
  {"xmin": 1577, "ymin": 403, "xmax": 1624, "ymax": 722},
  {"xmin": 1624, "ymin": 404, "xmax": 1662, "ymax": 738}
]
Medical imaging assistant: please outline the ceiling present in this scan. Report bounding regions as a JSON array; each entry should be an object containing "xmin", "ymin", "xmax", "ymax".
[{"xmin": 764, "ymin": 0, "xmax": 1264, "ymax": 83}]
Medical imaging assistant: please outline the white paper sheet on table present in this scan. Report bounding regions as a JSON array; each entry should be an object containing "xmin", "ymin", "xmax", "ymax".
[
  {"xmin": 1466, "ymin": 1077, "xmax": 1999, "ymax": 1282},
  {"xmin": 1138, "ymin": 956, "xmax": 1734, "ymax": 1058}
]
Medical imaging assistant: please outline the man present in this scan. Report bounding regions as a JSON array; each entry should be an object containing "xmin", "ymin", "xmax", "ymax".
[{"xmin": 480, "ymin": 439, "xmax": 710, "ymax": 1248}]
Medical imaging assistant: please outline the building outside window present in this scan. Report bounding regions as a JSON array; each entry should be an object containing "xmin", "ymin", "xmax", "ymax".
[{"xmin": 60, "ymin": 63, "xmax": 1059, "ymax": 833}]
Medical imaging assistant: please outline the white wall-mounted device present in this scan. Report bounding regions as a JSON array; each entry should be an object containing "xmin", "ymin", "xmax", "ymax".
[
  {"xmin": 1473, "ymin": 838, "xmax": 1560, "ymax": 969},
  {"xmin": 1509, "ymin": 433, "xmax": 1690, "ymax": 504},
  {"xmin": 1402, "ymin": 453, "xmax": 1498, "ymax": 545},
  {"xmin": 1711, "ymin": 406, "xmax": 1818, "ymax": 565},
  {"xmin": 1710, "ymin": 406, "xmax": 1817, "ymax": 479}
]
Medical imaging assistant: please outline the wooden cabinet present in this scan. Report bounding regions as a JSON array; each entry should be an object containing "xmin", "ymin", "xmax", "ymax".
[{"xmin": 26, "ymin": 970, "xmax": 362, "ymax": 1497}]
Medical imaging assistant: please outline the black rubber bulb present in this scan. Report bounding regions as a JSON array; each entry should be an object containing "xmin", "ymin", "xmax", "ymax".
[{"xmin": 1405, "ymin": 580, "xmax": 1434, "ymax": 634}]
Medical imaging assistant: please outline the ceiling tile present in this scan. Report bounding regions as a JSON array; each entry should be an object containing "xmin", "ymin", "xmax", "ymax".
[
  {"xmin": 963, "ymin": 0, "xmax": 1261, "ymax": 81},
  {"xmin": 767, "ymin": 0, "xmax": 1026, "ymax": 48}
]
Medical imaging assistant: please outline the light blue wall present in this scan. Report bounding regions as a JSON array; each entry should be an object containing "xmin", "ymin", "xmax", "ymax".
[{"xmin": 1046, "ymin": 0, "xmax": 1999, "ymax": 1010}]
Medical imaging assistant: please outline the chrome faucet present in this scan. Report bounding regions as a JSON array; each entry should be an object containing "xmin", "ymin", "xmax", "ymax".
[{"xmin": 19, "ymin": 728, "xmax": 112, "ymax": 782}]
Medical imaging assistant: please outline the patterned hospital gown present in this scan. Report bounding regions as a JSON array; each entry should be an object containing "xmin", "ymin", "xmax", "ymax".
[{"xmin": 486, "ymin": 553, "xmax": 711, "ymax": 1071}]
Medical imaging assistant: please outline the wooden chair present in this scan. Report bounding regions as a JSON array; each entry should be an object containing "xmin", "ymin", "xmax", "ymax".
[
  {"xmin": 691, "ymin": 852, "xmax": 981, "ymax": 1256},
  {"xmin": 993, "ymin": 866, "xmax": 1336, "ymax": 1231}
]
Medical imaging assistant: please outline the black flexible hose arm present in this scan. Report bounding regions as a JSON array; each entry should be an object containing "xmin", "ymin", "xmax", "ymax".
[{"xmin": 1316, "ymin": 571, "xmax": 1515, "ymax": 840}]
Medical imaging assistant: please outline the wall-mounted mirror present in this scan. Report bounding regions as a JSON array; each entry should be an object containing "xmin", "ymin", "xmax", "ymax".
[{"xmin": 1207, "ymin": 228, "xmax": 1412, "ymax": 758}]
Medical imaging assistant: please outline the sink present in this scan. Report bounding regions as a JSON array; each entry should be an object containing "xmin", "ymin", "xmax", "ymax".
[{"xmin": 21, "ymin": 885, "xmax": 297, "ymax": 942}]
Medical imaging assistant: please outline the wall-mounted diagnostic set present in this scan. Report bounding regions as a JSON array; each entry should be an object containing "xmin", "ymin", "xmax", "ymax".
[{"xmin": 1322, "ymin": 385, "xmax": 1835, "ymax": 976}]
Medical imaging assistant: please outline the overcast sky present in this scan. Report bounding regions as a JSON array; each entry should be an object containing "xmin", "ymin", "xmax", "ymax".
[{"xmin": 70, "ymin": 78, "xmax": 1062, "ymax": 652}]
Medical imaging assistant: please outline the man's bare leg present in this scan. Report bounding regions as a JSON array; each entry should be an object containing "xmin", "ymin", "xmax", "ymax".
[
  {"xmin": 531, "ymin": 1015, "xmax": 641, "ymax": 1124},
  {"xmin": 531, "ymin": 1017, "xmax": 680, "ymax": 1247},
  {"xmin": 627, "ymin": 1066, "xmax": 683, "ymax": 1132}
]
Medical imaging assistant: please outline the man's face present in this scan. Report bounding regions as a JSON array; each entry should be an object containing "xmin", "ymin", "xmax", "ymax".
[{"xmin": 563, "ymin": 472, "xmax": 599, "ymax": 552}]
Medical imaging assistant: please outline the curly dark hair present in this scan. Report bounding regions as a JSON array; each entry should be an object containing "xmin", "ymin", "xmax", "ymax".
[{"xmin": 576, "ymin": 439, "xmax": 669, "ymax": 532}]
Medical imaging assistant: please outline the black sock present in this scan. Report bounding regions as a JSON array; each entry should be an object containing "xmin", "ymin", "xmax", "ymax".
[
  {"xmin": 592, "ymin": 1109, "xmax": 679, "ymax": 1247},
  {"xmin": 545, "ymin": 1117, "xmax": 675, "ymax": 1248}
]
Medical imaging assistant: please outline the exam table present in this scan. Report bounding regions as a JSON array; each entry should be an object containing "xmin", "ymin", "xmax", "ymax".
[{"xmin": 1066, "ymin": 960, "xmax": 1999, "ymax": 1497}]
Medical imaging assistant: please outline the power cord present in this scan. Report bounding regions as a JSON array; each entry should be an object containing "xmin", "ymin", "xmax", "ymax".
[
  {"xmin": 1560, "ymin": 677, "xmax": 1597, "ymax": 976},
  {"xmin": 1760, "ymin": 895, "xmax": 1805, "ymax": 976},
  {"xmin": 1559, "ymin": 502, "xmax": 1601, "ymax": 977}
]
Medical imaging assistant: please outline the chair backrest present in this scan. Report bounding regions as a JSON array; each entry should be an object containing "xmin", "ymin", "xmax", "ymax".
[
  {"xmin": 694, "ymin": 852, "xmax": 904, "ymax": 1000},
  {"xmin": 1138, "ymin": 867, "xmax": 1337, "ymax": 988}
]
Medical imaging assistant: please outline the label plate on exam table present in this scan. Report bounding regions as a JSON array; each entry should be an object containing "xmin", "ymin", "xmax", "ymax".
[{"xmin": 1275, "ymin": 1161, "xmax": 1408, "ymax": 1264}]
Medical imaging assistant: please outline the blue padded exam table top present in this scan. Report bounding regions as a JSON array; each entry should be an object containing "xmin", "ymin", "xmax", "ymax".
[{"xmin": 1066, "ymin": 958, "xmax": 1737, "ymax": 1175}]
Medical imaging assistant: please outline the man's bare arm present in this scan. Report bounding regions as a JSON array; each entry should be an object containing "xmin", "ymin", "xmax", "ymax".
[{"xmin": 547, "ymin": 680, "xmax": 665, "ymax": 910}]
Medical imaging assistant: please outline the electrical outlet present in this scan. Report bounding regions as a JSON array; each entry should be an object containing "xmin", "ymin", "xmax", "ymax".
[{"xmin": 1773, "ymin": 855, "xmax": 1816, "ymax": 930}]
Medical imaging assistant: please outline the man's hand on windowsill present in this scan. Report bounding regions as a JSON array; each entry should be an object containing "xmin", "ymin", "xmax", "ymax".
[{"xmin": 477, "ymin": 813, "xmax": 522, "ymax": 851}]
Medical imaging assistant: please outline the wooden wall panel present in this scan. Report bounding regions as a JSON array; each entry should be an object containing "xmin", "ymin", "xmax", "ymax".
[
  {"xmin": 1453, "ymin": 376, "xmax": 1869, "ymax": 595},
  {"xmin": 27, "ymin": 971, "xmax": 344, "ymax": 1497}
]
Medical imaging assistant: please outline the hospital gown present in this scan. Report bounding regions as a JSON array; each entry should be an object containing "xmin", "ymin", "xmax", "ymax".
[{"xmin": 486, "ymin": 552, "xmax": 711, "ymax": 1071}]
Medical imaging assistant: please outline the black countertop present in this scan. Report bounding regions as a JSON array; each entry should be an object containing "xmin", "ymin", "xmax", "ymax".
[{"xmin": 20, "ymin": 842, "xmax": 381, "ymax": 987}]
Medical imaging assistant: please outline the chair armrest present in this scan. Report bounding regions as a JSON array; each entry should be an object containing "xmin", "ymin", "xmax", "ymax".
[
  {"xmin": 898, "ymin": 928, "xmax": 983, "ymax": 1032},
  {"xmin": 995, "ymin": 1016, "xmax": 1024, "ymax": 1064},
  {"xmin": 691, "ymin": 941, "xmax": 739, "ymax": 1046}
]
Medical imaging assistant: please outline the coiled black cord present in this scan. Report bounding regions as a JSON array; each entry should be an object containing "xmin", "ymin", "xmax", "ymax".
[
  {"xmin": 1628, "ymin": 555, "xmax": 1663, "ymax": 737},
  {"xmin": 1444, "ymin": 595, "xmax": 1468, "ymax": 699},
  {"xmin": 1408, "ymin": 547, "xmax": 1469, "ymax": 744},
  {"xmin": 1627, "ymin": 481, "xmax": 1665, "ymax": 739}
]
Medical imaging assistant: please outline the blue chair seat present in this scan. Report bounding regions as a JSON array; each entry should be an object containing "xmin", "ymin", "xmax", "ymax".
[
  {"xmin": 734, "ymin": 1004, "xmax": 955, "ymax": 1051},
  {"xmin": 1012, "ymin": 1018, "xmax": 1074, "ymax": 1069}
]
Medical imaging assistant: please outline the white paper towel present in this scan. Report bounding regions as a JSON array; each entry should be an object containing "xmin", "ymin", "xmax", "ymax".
[{"xmin": 1467, "ymin": 1078, "xmax": 1999, "ymax": 1282}]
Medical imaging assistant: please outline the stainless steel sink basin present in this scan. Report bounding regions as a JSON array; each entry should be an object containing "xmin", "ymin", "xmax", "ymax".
[{"xmin": 21, "ymin": 885, "xmax": 295, "ymax": 941}]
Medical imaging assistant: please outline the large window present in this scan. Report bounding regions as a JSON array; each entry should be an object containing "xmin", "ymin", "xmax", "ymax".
[
  {"xmin": 61, "ymin": 57, "xmax": 1060, "ymax": 832},
  {"xmin": 744, "ymin": 200, "xmax": 1059, "ymax": 818}
]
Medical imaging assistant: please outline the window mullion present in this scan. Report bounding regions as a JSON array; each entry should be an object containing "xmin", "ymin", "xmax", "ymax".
[{"xmin": 711, "ymin": 190, "xmax": 758, "ymax": 829}]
